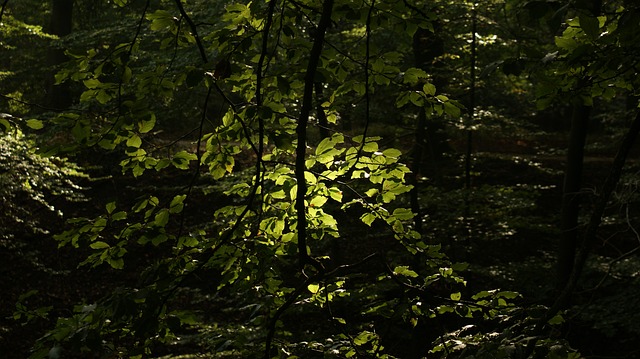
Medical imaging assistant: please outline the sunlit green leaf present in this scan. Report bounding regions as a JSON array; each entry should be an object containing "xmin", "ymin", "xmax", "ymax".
[{"xmin": 25, "ymin": 119, "xmax": 43, "ymax": 130}]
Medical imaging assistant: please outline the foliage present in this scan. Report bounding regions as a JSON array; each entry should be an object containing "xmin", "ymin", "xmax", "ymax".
[
  {"xmin": 0, "ymin": 122, "xmax": 86, "ymax": 241},
  {"xmin": 14, "ymin": 0, "xmax": 531, "ymax": 358},
  {"xmin": 7, "ymin": 0, "xmax": 640, "ymax": 358}
]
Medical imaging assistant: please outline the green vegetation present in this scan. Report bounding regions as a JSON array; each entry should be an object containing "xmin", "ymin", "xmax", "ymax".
[{"xmin": 2, "ymin": 0, "xmax": 640, "ymax": 358}]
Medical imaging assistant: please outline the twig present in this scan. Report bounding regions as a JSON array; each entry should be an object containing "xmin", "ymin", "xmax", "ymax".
[
  {"xmin": 0, "ymin": 0, "xmax": 9, "ymax": 23},
  {"xmin": 173, "ymin": 0, "xmax": 207, "ymax": 63}
]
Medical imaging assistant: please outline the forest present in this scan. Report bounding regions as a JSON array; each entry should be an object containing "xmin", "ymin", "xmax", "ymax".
[{"xmin": 2, "ymin": 0, "xmax": 640, "ymax": 358}]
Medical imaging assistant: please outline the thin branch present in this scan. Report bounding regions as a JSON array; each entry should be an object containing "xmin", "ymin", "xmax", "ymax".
[
  {"xmin": 173, "ymin": 0, "xmax": 208, "ymax": 63},
  {"xmin": 0, "ymin": 0, "xmax": 9, "ymax": 23}
]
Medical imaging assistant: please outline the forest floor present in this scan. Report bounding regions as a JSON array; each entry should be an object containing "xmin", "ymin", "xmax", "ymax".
[{"xmin": 2, "ymin": 134, "xmax": 640, "ymax": 358}]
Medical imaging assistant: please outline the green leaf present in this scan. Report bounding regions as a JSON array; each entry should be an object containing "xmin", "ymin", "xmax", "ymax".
[
  {"xmin": 0, "ymin": 118, "xmax": 11, "ymax": 131},
  {"xmin": 403, "ymin": 68, "xmax": 428, "ymax": 84},
  {"xmin": 497, "ymin": 291, "xmax": 520, "ymax": 299},
  {"xmin": 25, "ymin": 119, "xmax": 44, "ymax": 130},
  {"xmin": 392, "ymin": 208, "xmax": 414, "ymax": 220},
  {"xmin": 310, "ymin": 196, "xmax": 327, "ymax": 208},
  {"xmin": 353, "ymin": 331, "xmax": 376, "ymax": 346},
  {"xmin": 393, "ymin": 266, "xmax": 418, "ymax": 278},
  {"xmin": 95, "ymin": 90, "xmax": 112, "ymax": 104},
  {"xmin": 169, "ymin": 194, "xmax": 187, "ymax": 214},
  {"xmin": 364, "ymin": 188, "xmax": 378, "ymax": 197},
  {"xmin": 360, "ymin": 213, "xmax": 376, "ymax": 226},
  {"xmin": 154, "ymin": 209, "xmax": 170, "ymax": 227},
  {"xmin": 450, "ymin": 292, "xmax": 462, "ymax": 301},
  {"xmin": 106, "ymin": 257, "xmax": 124, "ymax": 269},
  {"xmin": 90, "ymin": 241, "xmax": 110, "ymax": 249},
  {"xmin": 548, "ymin": 314, "xmax": 564, "ymax": 325},
  {"xmin": 307, "ymin": 283, "xmax": 320, "ymax": 294},
  {"xmin": 423, "ymin": 83, "xmax": 436, "ymax": 96},
  {"xmin": 328, "ymin": 187, "xmax": 343, "ymax": 202},
  {"xmin": 472, "ymin": 290, "xmax": 492, "ymax": 300},
  {"xmin": 316, "ymin": 137, "xmax": 334, "ymax": 156},
  {"xmin": 138, "ymin": 114, "xmax": 156, "ymax": 133},
  {"xmin": 126, "ymin": 134, "xmax": 142, "ymax": 148},
  {"xmin": 111, "ymin": 211, "xmax": 127, "ymax": 221},
  {"xmin": 172, "ymin": 150, "xmax": 197, "ymax": 169},
  {"xmin": 383, "ymin": 148, "xmax": 402, "ymax": 159},
  {"xmin": 106, "ymin": 201, "xmax": 116, "ymax": 214},
  {"xmin": 83, "ymin": 78, "xmax": 101, "ymax": 89}
]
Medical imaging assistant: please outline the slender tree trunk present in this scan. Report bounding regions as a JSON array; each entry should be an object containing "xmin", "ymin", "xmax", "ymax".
[
  {"xmin": 47, "ymin": 0, "xmax": 73, "ymax": 108},
  {"xmin": 556, "ymin": 0, "xmax": 603, "ymax": 291},
  {"xmin": 557, "ymin": 103, "xmax": 590, "ymax": 288},
  {"xmin": 408, "ymin": 24, "xmax": 446, "ymax": 233}
]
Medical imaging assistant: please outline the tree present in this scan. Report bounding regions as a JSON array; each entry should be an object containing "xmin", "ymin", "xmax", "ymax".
[{"xmin": 13, "ymin": 1, "xmax": 536, "ymax": 358}]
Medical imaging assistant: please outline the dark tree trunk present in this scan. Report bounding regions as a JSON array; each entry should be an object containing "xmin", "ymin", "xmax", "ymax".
[
  {"xmin": 412, "ymin": 26, "xmax": 449, "ymax": 178},
  {"xmin": 408, "ymin": 25, "xmax": 447, "ymax": 233},
  {"xmin": 555, "ymin": 0, "xmax": 602, "ymax": 290},
  {"xmin": 557, "ymin": 104, "xmax": 590, "ymax": 288},
  {"xmin": 47, "ymin": 0, "xmax": 73, "ymax": 109}
]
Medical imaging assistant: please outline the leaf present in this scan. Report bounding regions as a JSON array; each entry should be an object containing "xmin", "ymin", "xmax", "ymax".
[
  {"xmin": 310, "ymin": 196, "xmax": 327, "ymax": 208},
  {"xmin": 315, "ymin": 136, "xmax": 334, "ymax": 156},
  {"xmin": 126, "ymin": 134, "xmax": 142, "ymax": 148},
  {"xmin": 106, "ymin": 257, "xmax": 124, "ymax": 269},
  {"xmin": 95, "ymin": 90, "xmax": 112, "ymax": 104},
  {"xmin": 90, "ymin": 241, "xmax": 110, "ymax": 249},
  {"xmin": 383, "ymin": 148, "xmax": 402, "ymax": 160},
  {"xmin": 169, "ymin": 194, "xmax": 187, "ymax": 213},
  {"xmin": 0, "ymin": 118, "xmax": 11, "ymax": 131},
  {"xmin": 392, "ymin": 208, "xmax": 414, "ymax": 220},
  {"xmin": 307, "ymin": 283, "xmax": 320, "ymax": 294},
  {"xmin": 106, "ymin": 201, "xmax": 116, "ymax": 214},
  {"xmin": 403, "ymin": 67, "xmax": 428, "ymax": 84},
  {"xmin": 450, "ymin": 292, "xmax": 462, "ymax": 301},
  {"xmin": 362, "ymin": 141, "xmax": 378, "ymax": 153},
  {"xmin": 154, "ymin": 209, "xmax": 170, "ymax": 227},
  {"xmin": 138, "ymin": 114, "xmax": 156, "ymax": 133},
  {"xmin": 360, "ymin": 213, "xmax": 376, "ymax": 226},
  {"xmin": 364, "ymin": 188, "xmax": 378, "ymax": 197},
  {"xmin": 497, "ymin": 291, "xmax": 520, "ymax": 299},
  {"xmin": 111, "ymin": 211, "xmax": 127, "ymax": 221},
  {"xmin": 393, "ymin": 266, "xmax": 418, "ymax": 278},
  {"xmin": 353, "ymin": 331, "xmax": 376, "ymax": 346},
  {"xmin": 25, "ymin": 119, "xmax": 44, "ymax": 130},
  {"xmin": 328, "ymin": 187, "xmax": 343, "ymax": 202},
  {"xmin": 548, "ymin": 314, "xmax": 564, "ymax": 325},
  {"xmin": 422, "ymin": 83, "xmax": 436, "ymax": 96},
  {"xmin": 83, "ymin": 78, "xmax": 101, "ymax": 89},
  {"xmin": 472, "ymin": 290, "xmax": 492, "ymax": 300}
]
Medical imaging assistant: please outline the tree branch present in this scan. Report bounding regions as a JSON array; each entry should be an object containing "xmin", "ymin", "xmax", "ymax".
[
  {"xmin": 173, "ymin": 0, "xmax": 207, "ymax": 63},
  {"xmin": 0, "ymin": 0, "xmax": 9, "ymax": 23}
]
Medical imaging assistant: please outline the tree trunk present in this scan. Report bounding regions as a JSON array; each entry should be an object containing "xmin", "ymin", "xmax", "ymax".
[
  {"xmin": 47, "ymin": 0, "xmax": 73, "ymax": 109},
  {"xmin": 556, "ymin": 103, "xmax": 590, "ymax": 288},
  {"xmin": 408, "ymin": 25, "xmax": 447, "ymax": 233}
]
